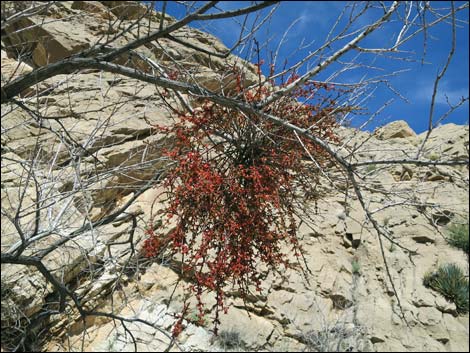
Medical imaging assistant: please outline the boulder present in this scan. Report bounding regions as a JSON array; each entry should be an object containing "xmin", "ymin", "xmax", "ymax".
[
  {"xmin": 71, "ymin": 1, "xmax": 116, "ymax": 20},
  {"xmin": 375, "ymin": 120, "xmax": 417, "ymax": 140},
  {"xmin": 2, "ymin": 14, "xmax": 91, "ymax": 67},
  {"xmin": 99, "ymin": 1, "xmax": 149, "ymax": 20}
]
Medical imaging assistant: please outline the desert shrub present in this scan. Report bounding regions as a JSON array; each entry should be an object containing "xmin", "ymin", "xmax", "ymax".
[
  {"xmin": 366, "ymin": 164, "xmax": 377, "ymax": 173},
  {"xmin": 446, "ymin": 222, "xmax": 469, "ymax": 254},
  {"xmin": 423, "ymin": 263, "xmax": 469, "ymax": 314},
  {"xmin": 1, "ymin": 281, "xmax": 19, "ymax": 348},
  {"xmin": 351, "ymin": 259, "xmax": 361, "ymax": 276},
  {"xmin": 144, "ymin": 63, "xmax": 352, "ymax": 335},
  {"xmin": 427, "ymin": 152, "xmax": 440, "ymax": 161},
  {"xmin": 217, "ymin": 330, "xmax": 245, "ymax": 351},
  {"xmin": 301, "ymin": 324, "xmax": 370, "ymax": 352}
]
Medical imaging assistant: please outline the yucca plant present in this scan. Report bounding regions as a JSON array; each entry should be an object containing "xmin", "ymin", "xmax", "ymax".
[
  {"xmin": 423, "ymin": 263, "xmax": 469, "ymax": 314},
  {"xmin": 446, "ymin": 222, "xmax": 469, "ymax": 254}
]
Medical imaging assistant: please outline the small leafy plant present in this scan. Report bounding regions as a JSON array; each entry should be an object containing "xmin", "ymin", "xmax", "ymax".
[
  {"xmin": 446, "ymin": 222, "xmax": 469, "ymax": 254},
  {"xmin": 366, "ymin": 164, "xmax": 377, "ymax": 173},
  {"xmin": 427, "ymin": 152, "xmax": 440, "ymax": 161},
  {"xmin": 423, "ymin": 263, "xmax": 469, "ymax": 314},
  {"xmin": 187, "ymin": 310, "xmax": 208, "ymax": 327},
  {"xmin": 351, "ymin": 258, "xmax": 361, "ymax": 276}
]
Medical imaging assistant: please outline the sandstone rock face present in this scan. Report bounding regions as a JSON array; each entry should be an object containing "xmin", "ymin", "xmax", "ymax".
[
  {"xmin": 2, "ymin": 8, "xmax": 90, "ymax": 67},
  {"xmin": 375, "ymin": 120, "xmax": 417, "ymax": 140},
  {"xmin": 100, "ymin": 1, "xmax": 150, "ymax": 20},
  {"xmin": 1, "ymin": 2, "xmax": 469, "ymax": 353}
]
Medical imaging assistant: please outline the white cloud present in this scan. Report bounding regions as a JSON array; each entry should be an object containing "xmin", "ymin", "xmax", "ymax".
[{"xmin": 414, "ymin": 78, "xmax": 468, "ymax": 106}]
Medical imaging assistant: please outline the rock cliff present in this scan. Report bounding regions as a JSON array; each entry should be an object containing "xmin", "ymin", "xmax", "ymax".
[{"xmin": 1, "ymin": 2, "xmax": 468, "ymax": 352}]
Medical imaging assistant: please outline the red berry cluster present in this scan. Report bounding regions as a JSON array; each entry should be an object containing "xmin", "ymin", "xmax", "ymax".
[{"xmin": 144, "ymin": 61, "xmax": 345, "ymax": 335}]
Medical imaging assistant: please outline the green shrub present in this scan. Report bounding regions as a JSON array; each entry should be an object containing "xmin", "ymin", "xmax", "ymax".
[
  {"xmin": 423, "ymin": 263, "xmax": 469, "ymax": 314},
  {"xmin": 427, "ymin": 152, "xmax": 440, "ymax": 161},
  {"xmin": 302, "ymin": 323, "xmax": 370, "ymax": 352},
  {"xmin": 366, "ymin": 164, "xmax": 377, "ymax": 173},
  {"xmin": 351, "ymin": 259, "xmax": 361, "ymax": 276},
  {"xmin": 217, "ymin": 330, "xmax": 245, "ymax": 351},
  {"xmin": 446, "ymin": 222, "xmax": 469, "ymax": 254},
  {"xmin": 186, "ymin": 311, "xmax": 208, "ymax": 327}
]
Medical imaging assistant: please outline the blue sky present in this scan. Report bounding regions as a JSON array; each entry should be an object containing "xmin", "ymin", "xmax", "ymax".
[{"xmin": 158, "ymin": 1, "xmax": 469, "ymax": 134}]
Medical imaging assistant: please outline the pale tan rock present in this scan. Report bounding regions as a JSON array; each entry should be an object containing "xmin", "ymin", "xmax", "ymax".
[
  {"xmin": 442, "ymin": 313, "xmax": 470, "ymax": 352},
  {"xmin": 2, "ymin": 3, "xmax": 469, "ymax": 352},
  {"xmin": 344, "ymin": 218, "xmax": 370, "ymax": 248},
  {"xmin": 393, "ymin": 223, "xmax": 438, "ymax": 244},
  {"xmin": 138, "ymin": 263, "xmax": 179, "ymax": 293},
  {"xmin": 71, "ymin": 1, "xmax": 116, "ymax": 20},
  {"xmin": 434, "ymin": 296, "xmax": 458, "ymax": 315},
  {"xmin": 1, "ymin": 264, "xmax": 46, "ymax": 318},
  {"xmin": 418, "ymin": 307, "xmax": 442, "ymax": 326},
  {"xmin": 411, "ymin": 287, "xmax": 436, "ymax": 308},
  {"xmin": 272, "ymin": 336, "xmax": 307, "ymax": 351},
  {"xmin": 1, "ymin": 50, "xmax": 33, "ymax": 81},
  {"xmin": 100, "ymin": 1, "xmax": 149, "ymax": 20},
  {"xmin": 375, "ymin": 120, "xmax": 417, "ymax": 140},
  {"xmin": 217, "ymin": 307, "xmax": 276, "ymax": 349},
  {"xmin": 3, "ymin": 16, "xmax": 91, "ymax": 67},
  {"xmin": 179, "ymin": 324, "xmax": 214, "ymax": 351}
]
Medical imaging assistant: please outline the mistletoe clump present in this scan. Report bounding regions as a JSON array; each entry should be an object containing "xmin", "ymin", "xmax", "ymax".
[{"xmin": 144, "ymin": 63, "xmax": 344, "ymax": 336}]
